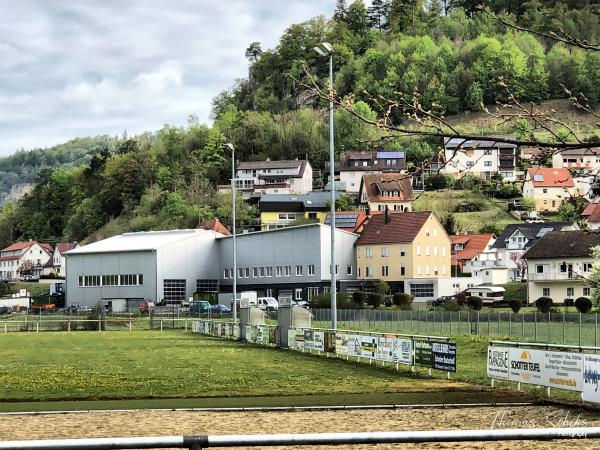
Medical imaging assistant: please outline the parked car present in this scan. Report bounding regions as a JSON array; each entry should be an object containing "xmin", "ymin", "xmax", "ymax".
[
  {"xmin": 431, "ymin": 296, "xmax": 457, "ymax": 307},
  {"xmin": 210, "ymin": 304, "xmax": 231, "ymax": 314},
  {"xmin": 257, "ymin": 297, "xmax": 279, "ymax": 311},
  {"xmin": 293, "ymin": 300, "xmax": 310, "ymax": 309},
  {"xmin": 189, "ymin": 300, "xmax": 211, "ymax": 314},
  {"xmin": 79, "ymin": 305, "xmax": 94, "ymax": 313}
]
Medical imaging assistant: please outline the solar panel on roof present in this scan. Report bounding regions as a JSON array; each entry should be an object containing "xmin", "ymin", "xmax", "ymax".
[
  {"xmin": 376, "ymin": 151, "xmax": 404, "ymax": 159},
  {"xmin": 536, "ymin": 227, "xmax": 553, "ymax": 238},
  {"xmin": 533, "ymin": 175, "xmax": 544, "ymax": 182}
]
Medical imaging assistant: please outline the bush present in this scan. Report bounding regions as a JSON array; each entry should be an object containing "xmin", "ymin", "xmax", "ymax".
[
  {"xmin": 434, "ymin": 300, "xmax": 462, "ymax": 311},
  {"xmin": 310, "ymin": 292, "xmax": 356, "ymax": 309},
  {"xmin": 479, "ymin": 223, "xmax": 501, "ymax": 235},
  {"xmin": 575, "ymin": 297, "xmax": 593, "ymax": 313},
  {"xmin": 535, "ymin": 297, "xmax": 553, "ymax": 313},
  {"xmin": 466, "ymin": 296, "xmax": 483, "ymax": 311},
  {"xmin": 392, "ymin": 293, "xmax": 414, "ymax": 310},
  {"xmin": 508, "ymin": 298, "xmax": 522, "ymax": 313},
  {"xmin": 367, "ymin": 293, "xmax": 382, "ymax": 308},
  {"xmin": 425, "ymin": 173, "xmax": 454, "ymax": 190},
  {"xmin": 352, "ymin": 291, "xmax": 367, "ymax": 307}
]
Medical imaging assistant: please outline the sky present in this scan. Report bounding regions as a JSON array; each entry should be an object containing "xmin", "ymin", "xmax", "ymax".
[{"xmin": 0, "ymin": 1, "xmax": 336, "ymax": 155}]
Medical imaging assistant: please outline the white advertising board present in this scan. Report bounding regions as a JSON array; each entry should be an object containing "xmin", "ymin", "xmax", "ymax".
[
  {"xmin": 487, "ymin": 346, "xmax": 510, "ymax": 381},
  {"xmin": 245, "ymin": 325, "xmax": 252, "ymax": 342},
  {"xmin": 295, "ymin": 329, "xmax": 305, "ymax": 350},
  {"xmin": 335, "ymin": 333, "xmax": 348, "ymax": 356},
  {"xmin": 288, "ymin": 329, "xmax": 297, "ymax": 349},
  {"xmin": 583, "ymin": 354, "xmax": 600, "ymax": 402},
  {"xmin": 377, "ymin": 336, "xmax": 412, "ymax": 364},
  {"xmin": 508, "ymin": 348, "xmax": 545, "ymax": 386},
  {"xmin": 347, "ymin": 334, "xmax": 363, "ymax": 357},
  {"xmin": 543, "ymin": 350, "xmax": 583, "ymax": 392},
  {"xmin": 313, "ymin": 331, "xmax": 325, "ymax": 352}
]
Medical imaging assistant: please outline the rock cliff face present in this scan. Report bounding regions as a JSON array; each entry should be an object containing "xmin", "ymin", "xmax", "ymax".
[{"xmin": 1, "ymin": 183, "xmax": 32, "ymax": 205}]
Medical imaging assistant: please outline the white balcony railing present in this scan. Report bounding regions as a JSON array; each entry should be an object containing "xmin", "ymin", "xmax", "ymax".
[{"xmin": 528, "ymin": 272, "xmax": 582, "ymax": 282}]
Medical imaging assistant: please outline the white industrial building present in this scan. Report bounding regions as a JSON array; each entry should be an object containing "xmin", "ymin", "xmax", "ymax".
[{"xmin": 65, "ymin": 229, "xmax": 223, "ymax": 311}]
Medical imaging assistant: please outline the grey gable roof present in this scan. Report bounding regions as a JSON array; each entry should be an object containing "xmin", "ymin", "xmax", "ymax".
[
  {"xmin": 492, "ymin": 222, "xmax": 574, "ymax": 249},
  {"xmin": 524, "ymin": 230, "xmax": 600, "ymax": 259}
]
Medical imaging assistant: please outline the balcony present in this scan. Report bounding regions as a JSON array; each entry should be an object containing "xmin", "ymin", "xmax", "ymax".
[
  {"xmin": 528, "ymin": 272, "xmax": 584, "ymax": 282},
  {"xmin": 470, "ymin": 260, "xmax": 505, "ymax": 269}
]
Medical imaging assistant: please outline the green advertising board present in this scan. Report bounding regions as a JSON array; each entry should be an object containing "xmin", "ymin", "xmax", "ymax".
[{"xmin": 414, "ymin": 339, "xmax": 433, "ymax": 367}]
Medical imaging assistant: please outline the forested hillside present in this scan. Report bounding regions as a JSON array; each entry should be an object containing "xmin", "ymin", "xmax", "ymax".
[{"xmin": 0, "ymin": 0, "xmax": 598, "ymax": 246}]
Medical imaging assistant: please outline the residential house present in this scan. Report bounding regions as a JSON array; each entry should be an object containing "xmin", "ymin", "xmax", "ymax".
[
  {"xmin": 441, "ymin": 136, "xmax": 518, "ymax": 181},
  {"xmin": 552, "ymin": 148, "xmax": 600, "ymax": 173},
  {"xmin": 583, "ymin": 198, "xmax": 600, "ymax": 230},
  {"xmin": 492, "ymin": 222, "xmax": 578, "ymax": 282},
  {"xmin": 449, "ymin": 234, "xmax": 506, "ymax": 283},
  {"xmin": 218, "ymin": 224, "xmax": 359, "ymax": 302},
  {"xmin": 359, "ymin": 172, "xmax": 414, "ymax": 212},
  {"xmin": 524, "ymin": 230, "xmax": 600, "ymax": 304},
  {"xmin": 52, "ymin": 243, "xmax": 79, "ymax": 277},
  {"xmin": 523, "ymin": 167, "xmax": 577, "ymax": 212},
  {"xmin": 324, "ymin": 211, "xmax": 369, "ymax": 233},
  {"xmin": 259, "ymin": 191, "xmax": 340, "ymax": 231},
  {"xmin": 355, "ymin": 210, "xmax": 478, "ymax": 302},
  {"xmin": 234, "ymin": 160, "xmax": 313, "ymax": 199},
  {"xmin": 0, "ymin": 241, "xmax": 52, "ymax": 280},
  {"xmin": 337, "ymin": 151, "xmax": 406, "ymax": 194}
]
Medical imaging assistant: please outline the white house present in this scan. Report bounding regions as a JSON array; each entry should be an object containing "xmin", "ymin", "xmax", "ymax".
[
  {"xmin": 552, "ymin": 148, "xmax": 600, "ymax": 173},
  {"xmin": 338, "ymin": 151, "xmax": 406, "ymax": 194},
  {"xmin": 52, "ymin": 243, "xmax": 79, "ymax": 277},
  {"xmin": 441, "ymin": 136, "xmax": 518, "ymax": 181},
  {"xmin": 234, "ymin": 160, "xmax": 313, "ymax": 198},
  {"xmin": 0, "ymin": 241, "xmax": 52, "ymax": 280},
  {"xmin": 523, "ymin": 167, "xmax": 578, "ymax": 212},
  {"xmin": 524, "ymin": 230, "xmax": 600, "ymax": 305},
  {"xmin": 583, "ymin": 198, "xmax": 600, "ymax": 230}
]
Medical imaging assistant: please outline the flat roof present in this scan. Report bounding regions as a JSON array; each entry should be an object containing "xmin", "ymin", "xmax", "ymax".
[{"xmin": 218, "ymin": 223, "xmax": 359, "ymax": 240}]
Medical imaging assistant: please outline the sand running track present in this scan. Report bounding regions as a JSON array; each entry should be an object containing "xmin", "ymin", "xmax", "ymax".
[{"xmin": 1, "ymin": 405, "xmax": 600, "ymax": 449}]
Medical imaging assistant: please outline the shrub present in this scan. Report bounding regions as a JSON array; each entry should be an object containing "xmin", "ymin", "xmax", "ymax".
[
  {"xmin": 310, "ymin": 292, "xmax": 354, "ymax": 309},
  {"xmin": 479, "ymin": 223, "xmax": 501, "ymax": 235},
  {"xmin": 367, "ymin": 293, "xmax": 382, "ymax": 308},
  {"xmin": 392, "ymin": 293, "xmax": 414, "ymax": 310},
  {"xmin": 352, "ymin": 291, "xmax": 367, "ymax": 307},
  {"xmin": 535, "ymin": 297, "xmax": 553, "ymax": 313},
  {"xmin": 434, "ymin": 300, "xmax": 462, "ymax": 311},
  {"xmin": 508, "ymin": 299, "xmax": 522, "ymax": 313},
  {"xmin": 466, "ymin": 296, "xmax": 483, "ymax": 311},
  {"xmin": 425, "ymin": 173, "xmax": 454, "ymax": 190},
  {"xmin": 575, "ymin": 297, "xmax": 593, "ymax": 314}
]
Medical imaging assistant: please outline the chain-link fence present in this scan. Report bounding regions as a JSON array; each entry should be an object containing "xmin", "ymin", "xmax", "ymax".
[{"xmin": 312, "ymin": 308, "xmax": 600, "ymax": 346}]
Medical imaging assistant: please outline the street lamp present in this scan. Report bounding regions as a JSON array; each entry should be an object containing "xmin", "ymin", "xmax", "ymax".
[
  {"xmin": 225, "ymin": 143, "xmax": 237, "ymax": 325},
  {"xmin": 314, "ymin": 42, "xmax": 337, "ymax": 330}
]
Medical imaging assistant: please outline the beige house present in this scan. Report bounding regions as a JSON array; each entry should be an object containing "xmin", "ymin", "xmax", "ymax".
[
  {"xmin": 522, "ymin": 167, "xmax": 576, "ymax": 212},
  {"xmin": 235, "ymin": 160, "xmax": 313, "ymax": 199},
  {"xmin": 0, "ymin": 241, "xmax": 52, "ymax": 280},
  {"xmin": 552, "ymin": 148, "xmax": 600, "ymax": 173},
  {"xmin": 355, "ymin": 210, "xmax": 455, "ymax": 302},
  {"xmin": 524, "ymin": 230, "xmax": 599, "ymax": 305},
  {"xmin": 359, "ymin": 172, "xmax": 414, "ymax": 212}
]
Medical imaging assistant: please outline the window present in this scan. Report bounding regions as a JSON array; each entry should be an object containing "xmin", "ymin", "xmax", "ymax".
[
  {"xmin": 308, "ymin": 265, "xmax": 315, "ymax": 276},
  {"xmin": 416, "ymin": 245, "xmax": 421, "ymax": 256},
  {"xmin": 244, "ymin": 268, "xmax": 250, "ymax": 278},
  {"xmin": 266, "ymin": 267, "xmax": 273, "ymax": 277},
  {"xmin": 381, "ymin": 246, "xmax": 389, "ymax": 257},
  {"xmin": 543, "ymin": 287, "xmax": 550, "ymax": 296},
  {"xmin": 417, "ymin": 265, "xmax": 422, "ymax": 275},
  {"xmin": 335, "ymin": 264, "xmax": 339, "ymax": 275},
  {"xmin": 442, "ymin": 265, "xmax": 446, "ymax": 275},
  {"xmin": 400, "ymin": 248, "xmax": 405, "ymax": 257},
  {"xmin": 410, "ymin": 283, "xmax": 434, "ymax": 298},
  {"xmin": 484, "ymin": 161, "xmax": 492, "ymax": 167},
  {"xmin": 238, "ymin": 268, "xmax": 244, "ymax": 278},
  {"xmin": 536, "ymin": 265, "xmax": 544, "ymax": 274},
  {"xmin": 401, "ymin": 266, "xmax": 406, "ymax": 276},
  {"xmin": 296, "ymin": 265, "xmax": 303, "ymax": 276},
  {"xmin": 347, "ymin": 265, "xmax": 353, "ymax": 276},
  {"xmin": 78, "ymin": 276, "xmax": 83, "ymax": 287},
  {"xmin": 366, "ymin": 247, "xmax": 372, "ymax": 257},
  {"xmin": 229, "ymin": 268, "xmax": 234, "ymax": 278},
  {"xmin": 285, "ymin": 265, "xmax": 292, "ymax": 276},
  {"xmin": 433, "ymin": 246, "xmax": 438, "ymax": 256},
  {"xmin": 295, "ymin": 288, "xmax": 303, "ymax": 300},
  {"xmin": 584, "ymin": 287, "xmax": 591, "ymax": 296},
  {"xmin": 223, "ymin": 269, "xmax": 229, "ymax": 279},
  {"xmin": 276, "ymin": 266, "xmax": 282, "ymax": 277},
  {"xmin": 543, "ymin": 188, "xmax": 548, "ymax": 194},
  {"xmin": 434, "ymin": 265, "xmax": 438, "ymax": 275},
  {"xmin": 197, "ymin": 279, "xmax": 218, "ymax": 292},
  {"xmin": 484, "ymin": 149, "xmax": 492, "ymax": 155},
  {"xmin": 279, "ymin": 213, "xmax": 286, "ymax": 220},
  {"xmin": 164, "ymin": 279, "xmax": 186, "ymax": 303},
  {"xmin": 307, "ymin": 287, "xmax": 319, "ymax": 300},
  {"xmin": 381, "ymin": 266, "xmax": 389, "ymax": 276},
  {"xmin": 442, "ymin": 247, "xmax": 446, "ymax": 256},
  {"xmin": 584, "ymin": 263, "xmax": 593, "ymax": 272},
  {"xmin": 253, "ymin": 267, "xmax": 258, "ymax": 277},
  {"xmin": 567, "ymin": 287, "xmax": 574, "ymax": 297},
  {"xmin": 308, "ymin": 212, "xmax": 317, "ymax": 220},
  {"xmin": 466, "ymin": 161, "xmax": 474, "ymax": 168},
  {"xmin": 426, "ymin": 265, "xmax": 430, "ymax": 275},
  {"xmin": 259, "ymin": 267, "xmax": 265, "ymax": 277},
  {"xmin": 366, "ymin": 266, "xmax": 373, "ymax": 277}
]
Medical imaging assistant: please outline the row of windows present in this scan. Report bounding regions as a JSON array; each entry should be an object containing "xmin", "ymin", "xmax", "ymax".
[
  {"xmin": 362, "ymin": 245, "xmax": 447, "ymax": 257},
  {"xmin": 78, "ymin": 274, "xmax": 143, "ymax": 287},
  {"xmin": 543, "ymin": 287, "xmax": 591, "ymax": 297},
  {"xmin": 277, "ymin": 212, "xmax": 318, "ymax": 221},
  {"xmin": 223, "ymin": 264, "xmax": 354, "ymax": 279},
  {"xmin": 410, "ymin": 284, "xmax": 434, "ymax": 298},
  {"xmin": 359, "ymin": 265, "xmax": 446, "ymax": 277}
]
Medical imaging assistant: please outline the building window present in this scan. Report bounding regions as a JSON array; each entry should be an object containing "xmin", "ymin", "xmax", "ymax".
[
  {"xmin": 425, "ymin": 246, "xmax": 430, "ymax": 256},
  {"xmin": 285, "ymin": 266, "xmax": 291, "ymax": 276},
  {"xmin": 253, "ymin": 267, "xmax": 258, "ymax": 277},
  {"xmin": 347, "ymin": 265, "xmax": 353, "ymax": 276},
  {"xmin": 410, "ymin": 283, "xmax": 434, "ymax": 298},
  {"xmin": 583, "ymin": 263, "xmax": 593, "ymax": 272},
  {"xmin": 164, "ymin": 279, "xmax": 186, "ymax": 303},
  {"xmin": 335, "ymin": 264, "xmax": 339, "ymax": 275},
  {"xmin": 417, "ymin": 265, "xmax": 422, "ymax": 275},
  {"xmin": 259, "ymin": 267, "xmax": 265, "ymax": 277},
  {"xmin": 296, "ymin": 265, "xmax": 303, "ymax": 276},
  {"xmin": 295, "ymin": 288, "xmax": 303, "ymax": 300},
  {"xmin": 229, "ymin": 268, "xmax": 234, "ymax": 278},
  {"xmin": 584, "ymin": 287, "xmax": 591, "ymax": 296},
  {"xmin": 308, "ymin": 265, "xmax": 315, "ymax": 276},
  {"xmin": 401, "ymin": 266, "xmax": 406, "ymax": 276},
  {"xmin": 484, "ymin": 161, "xmax": 492, "ymax": 167},
  {"xmin": 307, "ymin": 287, "xmax": 319, "ymax": 300},
  {"xmin": 433, "ymin": 246, "xmax": 438, "ymax": 256},
  {"xmin": 425, "ymin": 265, "xmax": 430, "ymax": 275},
  {"xmin": 266, "ymin": 267, "xmax": 273, "ymax": 277},
  {"xmin": 244, "ymin": 268, "xmax": 250, "ymax": 278},
  {"xmin": 366, "ymin": 247, "xmax": 372, "ymax": 257},
  {"xmin": 567, "ymin": 287, "xmax": 574, "ymax": 298},
  {"xmin": 442, "ymin": 247, "xmax": 446, "ymax": 256},
  {"xmin": 536, "ymin": 265, "xmax": 544, "ymax": 274},
  {"xmin": 196, "ymin": 279, "xmax": 218, "ymax": 292},
  {"xmin": 543, "ymin": 188, "xmax": 548, "ymax": 194},
  {"xmin": 416, "ymin": 245, "xmax": 421, "ymax": 256},
  {"xmin": 543, "ymin": 287, "xmax": 550, "ymax": 296},
  {"xmin": 381, "ymin": 266, "xmax": 389, "ymax": 277},
  {"xmin": 238, "ymin": 268, "xmax": 244, "ymax": 278},
  {"xmin": 308, "ymin": 212, "xmax": 317, "ymax": 220},
  {"xmin": 434, "ymin": 265, "xmax": 438, "ymax": 275},
  {"xmin": 366, "ymin": 267, "xmax": 373, "ymax": 277},
  {"xmin": 223, "ymin": 269, "xmax": 229, "ymax": 279},
  {"xmin": 276, "ymin": 266, "xmax": 282, "ymax": 277},
  {"xmin": 279, "ymin": 213, "xmax": 286, "ymax": 220},
  {"xmin": 381, "ymin": 246, "xmax": 389, "ymax": 257},
  {"xmin": 400, "ymin": 248, "xmax": 405, "ymax": 257}
]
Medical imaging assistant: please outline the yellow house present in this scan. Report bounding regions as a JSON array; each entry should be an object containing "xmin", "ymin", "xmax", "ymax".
[
  {"xmin": 522, "ymin": 167, "xmax": 576, "ymax": 212},
  {"xmin": 355, "ymin": 210, "xmax": 452, "ymax": 301},
  {"xmin": 359, "ymin": 172, "xmax": 414, "ymax": 212},
  {"xmin": 259, "ymin": 192, "xmax": 339, "ymax": 231}
]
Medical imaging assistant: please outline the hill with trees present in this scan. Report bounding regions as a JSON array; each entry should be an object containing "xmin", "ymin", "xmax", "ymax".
[{"xmin": 0, "ymin": 0, "xmax": 599, "ymax": 246}]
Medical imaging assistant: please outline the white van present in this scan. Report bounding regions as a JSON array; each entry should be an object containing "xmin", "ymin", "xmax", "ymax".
[
  {"xmin": 257, "ymin": 297, "xmax": 279, "ymax": 311},
  {"xmin": 465, "ymin": 286, "xmax": 505, "ymax": 304}
]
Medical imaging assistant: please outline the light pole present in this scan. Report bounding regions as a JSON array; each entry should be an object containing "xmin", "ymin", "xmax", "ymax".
[
  {"xmin": 314, "ymin": 42, "xmax": 337, "ymax": 330},
  {"xmin": 225, "ymin": 143, "xmax": 237, "ymax": 324}
]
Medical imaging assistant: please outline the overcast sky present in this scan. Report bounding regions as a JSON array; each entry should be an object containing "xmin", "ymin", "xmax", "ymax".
[{"xmin": 0, "ymin": 1, "xmax": 336, "ymax": 155}]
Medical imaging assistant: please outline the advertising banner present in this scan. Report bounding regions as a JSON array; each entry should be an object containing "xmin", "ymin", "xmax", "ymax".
[
  {"xmin": 347, "ymin": 334, "xmax": 362, "ymax": 357},
  {"xmin": 360, "ymin": 335, "xmax": 378, "ymax": 359},
  {"xmin": 304, "ymin": 330, "xmax": 314, "ymax": 350},
  {"xmin": 256, "ymin": 326, "xmax": 265, "ymax": 344},
  {"xmin": 313, "ymin": 331, "xmax": 325, "ymax": 352},
  {"xmin": 288, "ymin": 329, "xmax": 296, "ymax": 349},
  {"xmin": 377, "ymin": 336, "xmax": 412, "ymax": 365},
  {"xmin": 295, "ymin": 329, "xmax": 305, "ymax": 350},
  {"xmin": 543, "ymin": 350, "xmax": 583, "ymax": 391},
  {"xmin": 245, "ymin": 325, "xmax": 252, "ymax": 342},
  {"xmin": 507, "ymin": 348, "xmax": 545, "ymax": 386},
  {"xmin": 335, "ymin": 333, "xmax": 348, "ymax": 356},
  {"xmin": 583, "ymin": 354, "xmax": 600, "ymax": 402},
  {"xmin": 432, "ymin": 342, "xmax": 456, "ymax": 372},
  {"xmin": 414, "ymin": 340, "xmax": 432, "ymax": 367},
  {"xmin": 487, "ymin": 346, "xmax": 510, "ymax": 381}
]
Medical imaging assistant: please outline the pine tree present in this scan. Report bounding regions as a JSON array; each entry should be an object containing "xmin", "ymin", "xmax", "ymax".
[
  {"xmin": 334, "ymin": 0, "xmax": 348, "ymax": 22},
  {"xmin": 367, "ymin": 0, "xmax": 390, "ymax": 31}
]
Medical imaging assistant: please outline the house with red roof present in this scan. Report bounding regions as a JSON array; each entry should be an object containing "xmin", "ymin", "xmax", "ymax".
[
  {"xmin": 359, "ymin": 172, "xmax": 414, "ymax": 213},
  {"xmin": 51, "ymin": 242, "xmax": 80, "ymax": 277},
  {"xmin": 0, "ymin": 241, "xmax": 53, "ymax": 280},
  {"xmin": 523, "ymin": 167, "xmax": 576, "ymax": 212},
  {"xmin": 582, "ymin": 198, "xmax": 600, "ymax": 230},
  {"xmin": 324, "ymin": 211, "xmax": 368, "ymax": 233},
  {"xmin": 450, "ymin": 233, "xmax": 507, "ymax": 284}
]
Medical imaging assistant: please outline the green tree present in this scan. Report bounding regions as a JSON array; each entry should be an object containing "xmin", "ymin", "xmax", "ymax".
[{"xmin": 465, "ymin": 82, "xmax": 483, "ymax": 111}]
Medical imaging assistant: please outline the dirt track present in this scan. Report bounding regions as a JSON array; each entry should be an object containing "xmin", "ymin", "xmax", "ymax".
[{"xmin": 1, "ymin": 405, "xmax": 600, "ymax": 449}]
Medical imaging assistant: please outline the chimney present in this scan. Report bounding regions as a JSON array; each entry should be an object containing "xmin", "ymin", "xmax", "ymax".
[
  {"xmin": 384, "ymin": 205, "xmax": 391, "ymax": 224},
  {"xmin": 365, "ymin": 206, "xmax": 371, "ymax": 218}
]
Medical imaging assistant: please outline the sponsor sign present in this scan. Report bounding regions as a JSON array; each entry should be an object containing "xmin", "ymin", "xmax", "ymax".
[
  {"xmin": 295, "ymin": 329, "xmax": 305, "ymax": 350},
  {"xmin": 583, "ymin": 354, "xmax": 600, "ymax": 402},
  {"xmin": 347, "ymin": 334, "xmax": 363, "ymax": 357},
  {"xmin": 360, "ymin": 335, "xmax": 377, "ymax": 358},
  {"xmin": 414, "ymin": 340, "xmax": 433, "ymax": 367},
  {"xmin": 313, "ymin": 331, "xmax": 325, "ymax": 352},
  {"xmin": 508, "ymin": 348, "xmax": 545, "ymax": 386},
  {"xmin": 245, "ymin": 325, "xmax": 252, "ymax": 342},
  {"xmin": 288, "ymin": 329, "xmax": 296, "ymax": 349},
  {"xmin": 487, "ymin": 346, "xmax": 510, "ymax": 381},
  {"xmin": 432, "ymin": 342, "xmax": 456, "ymax": 372},
  {"xmin": 278, "ymin": 296, "xmax": 292, "ymax": 307},
  {"xmin": 304, "ymin": 330, "xmax": 314, "ymax": 350},
  {"xmin": 543, "ymin": 350, "xmax": 583, "ymax": 392},
  {"xmin": 377, "ymin": 336, "xmax": 412, "ymax": 365},
  {"xmin": 256, "ymin": 326, "xmax": 265, "ymax": 344},
  {"xmin": 335, "ymin": 333, "xmax": 348, "ymax": 356}
]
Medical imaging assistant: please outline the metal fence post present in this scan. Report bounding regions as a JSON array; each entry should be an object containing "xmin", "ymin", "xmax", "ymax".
[
  {"xmin": 596, "ymin": 313, "xmax": 598, "ymax": 347},
  {"xmin": 563, "ymin": 311, "xmax": 565, "ymax": 345},
  {"xmin": 534, "ymin": 312, "xmax": 537, "ymax": 340},
  {"xmin": 498, "ymin": 311, "xmax": 500, "ymax": 335},
  {"xmin": 579, "ymin": 313, "xmax": 582, "ymax": 346},
  {"xmin": 508, "ymin": 313, "xmax": 511, "ymax": 338},
  {"xmin": 548, "ymin": 312, "xmax": 551, "ymax": 343},
  {"xmin": 487, "ymin": 311, "xmax": 490, "ymax": 336},
  {"xmin": 522, "ymin": 314, "xmax": 525, "ymax": 340}
]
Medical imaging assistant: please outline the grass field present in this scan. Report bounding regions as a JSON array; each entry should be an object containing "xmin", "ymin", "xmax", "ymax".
[
  {"xmin": 412, "ymin": 190, "xmax": 519, "ymax": 233},
  {"xmin": 0, "ymin": 330, "xmax": 490, "ymax": 404}
]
